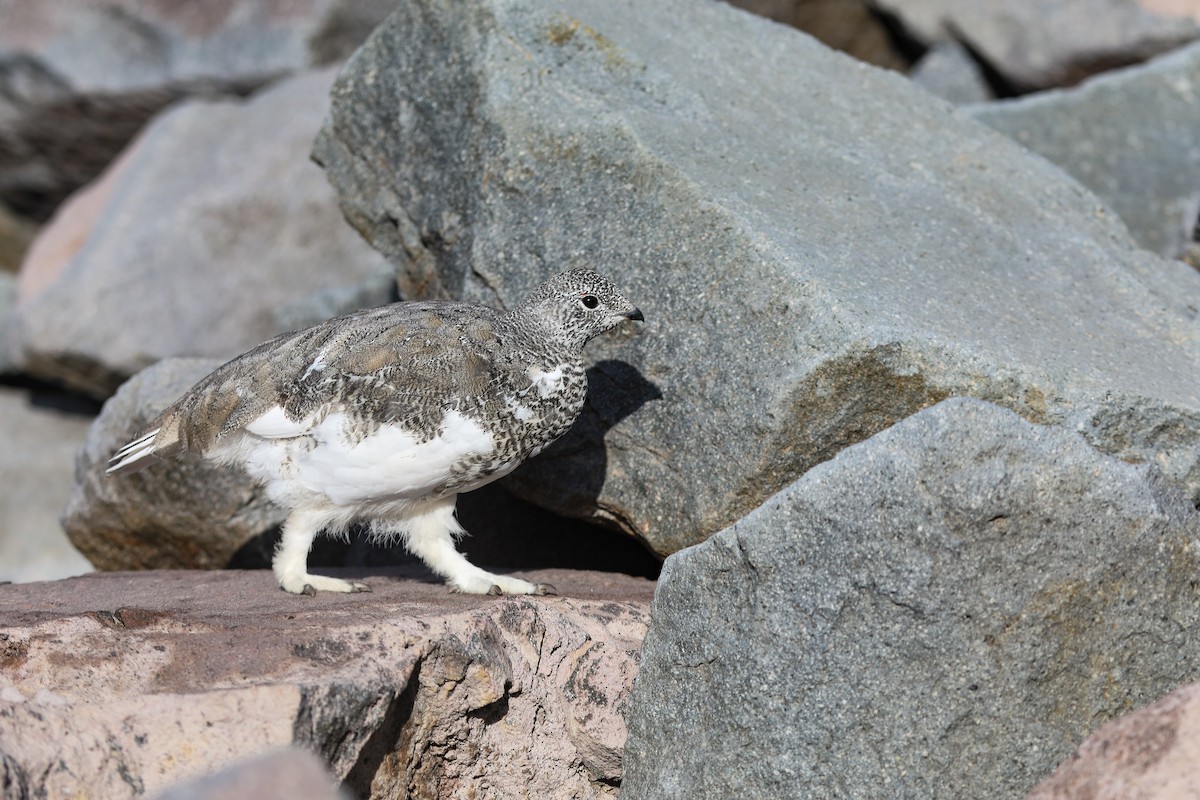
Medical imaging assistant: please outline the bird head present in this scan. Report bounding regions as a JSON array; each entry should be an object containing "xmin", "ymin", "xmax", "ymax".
[{"xmin": 514, "ymin": 269, "xmax": 644, "ymax": 349}]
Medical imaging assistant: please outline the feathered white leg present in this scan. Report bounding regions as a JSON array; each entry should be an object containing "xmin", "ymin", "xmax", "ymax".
[
  {"xmin": 396, "ymin": 496, "xmax": 556, "ymax": 596},
  {"xmin": 274, "ymin": 508, "xmax": 371, "ymax": 595}
]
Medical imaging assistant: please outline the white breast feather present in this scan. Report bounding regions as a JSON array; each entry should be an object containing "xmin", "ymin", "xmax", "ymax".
[
  {"xmin": 229, "ymin": 408, "xmax": 498, "ymax": 507},
  {"xmin": 528, "ymin": 366, "xmax": 565, "ymax": 398}
]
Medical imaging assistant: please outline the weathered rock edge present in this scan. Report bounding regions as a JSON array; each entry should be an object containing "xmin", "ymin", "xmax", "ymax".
[
  {"xmin": 623, "ymin": 398, "xmax": 1200, "ymax": 799},
  {"xmin": 314, "ymin": 0, "xmax": 1200, "ymax": 557},
  {"xmin": 0, "ymin": 568, "xmax": 651, "ymax": 799}
]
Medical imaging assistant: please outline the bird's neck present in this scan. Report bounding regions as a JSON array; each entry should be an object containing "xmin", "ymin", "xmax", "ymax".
[{"xmin": 501, "ymin": 303, "xmax": 588, "ymax": 354}]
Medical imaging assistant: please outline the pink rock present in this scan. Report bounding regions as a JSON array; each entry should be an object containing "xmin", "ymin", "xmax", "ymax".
[
  {"xmin": 1141, "ymin": 0, "xmax": 1200, "ymax": 23},
  {"xmin": 14, "ymin": 129, "xmax": 138, "ymax": 305},
  {"xmin": 1027, "ymin": 682, "xmax": 1200, "ymax": 799},
  {"xmin": 7, "ymin": 67, "xmax": 395, "ymax": 399},
  {"xmin": 0, "ymin": 568, "xmax": 653, "ymax": 799}
]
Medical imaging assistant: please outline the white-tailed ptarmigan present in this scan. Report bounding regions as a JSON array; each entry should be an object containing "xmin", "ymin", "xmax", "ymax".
[{"xmin": 107, "ymin": 269, "xmax": 643, "ymax": 596}]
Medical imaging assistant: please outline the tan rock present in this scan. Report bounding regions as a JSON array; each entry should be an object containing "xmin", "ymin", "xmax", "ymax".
[
  {"xmin": 1027, "ymin": 682, "xmax": 1200, "ymax": 800},
  {"xmin": 0, "ymin": 568, "xmax": 653, "ymax": 799}
]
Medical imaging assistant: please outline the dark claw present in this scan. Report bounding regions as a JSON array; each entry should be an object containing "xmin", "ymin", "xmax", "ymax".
[
  {"xmin": 352, "ymin": 583, "xmax": 372, "ymax": 593},
  {"xmin": 487, "ymin": 584, "xmax": 503, "ymax": 596},
  {"xmin": 534, "ymin": 583, "xmax": 558, "ymax": 596},
  {"xmin": 301, "ymin": 584, "xmax": 317, "ymax": 596}
]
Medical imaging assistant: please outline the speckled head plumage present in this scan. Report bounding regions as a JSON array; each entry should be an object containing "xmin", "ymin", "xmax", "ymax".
[{"xmin": 509, "ymin": 268, "xmax": 644, "ymax": 351}]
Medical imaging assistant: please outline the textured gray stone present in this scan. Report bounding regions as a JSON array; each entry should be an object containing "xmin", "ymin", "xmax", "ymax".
[
  {"xmin": 873, "ymin": 0, "xmax": 1200, "ymax": 90},
  {"xmin": 0, "ymin": 387, "xmax": 94, "ymax": 583},
  {"xmin": 61, "ymin": 357, "xmax": 284, "ymax": 571},
  {"xmin": 969, "ymin": 40, "xmax": 1200, "ymax": 258},
  {"xmin": 0, "ymin": 568, "xmax": 651, "ymax": 799},
  {"xmin": 8, "ymin": 67, "xmax": 395, "ymax": 399},
  {"xmin": 909, "ymin": 40, "xmax": 994, "ymax": 104},
  {"xmin": 314, "ymin": 0, "xmax": 1200, "ymax": 558},
  {"xmin": 623, "ymin": 398, "xmax": 1200, "ymax": 800}
]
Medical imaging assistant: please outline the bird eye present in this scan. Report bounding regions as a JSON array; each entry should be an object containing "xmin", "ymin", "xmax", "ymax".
[{"xmin": 580, "ymin": 294, "xmax": 599, "ymax": 309}]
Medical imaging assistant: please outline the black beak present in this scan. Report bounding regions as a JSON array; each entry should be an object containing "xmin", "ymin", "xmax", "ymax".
[{"xmin": 625, "ymin": 307, "xmax": 645, "ymax": 322}]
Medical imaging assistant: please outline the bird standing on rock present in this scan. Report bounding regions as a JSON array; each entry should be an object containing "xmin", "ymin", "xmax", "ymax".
[{"xmin": 107, "ymin": 269, "xmax": 644, "ymax": 596}]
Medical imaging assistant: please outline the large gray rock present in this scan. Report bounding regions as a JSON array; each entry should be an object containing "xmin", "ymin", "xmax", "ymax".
[
  {"xmin": 62, "ymin": 357, "xmax": 284, "ymax": 571},
  {"xmin": 0, "ymin": 568, "xmax": 652, "ymax": 799},
  {"xmin": 0, "ymin": 0, "xmax": 396, "ymax": 219},
  {"xmin": 314, "ymin": 0, "xmax": 1200, "ymax": 557},
  {"xmin": 969, "ymin": 40, "xmax": 1200, "ymax": 259},
  {"xmin": 8, "ymin": 67, "xmax": 396, "ymax": 399},
  {"xmin": 622, "ymin": 398, "xmax": 1200, "ymax": 799},
  {"xmin": 873, "ymin": 0, "xmax": 1200, "ymax": 90},
  {"xmin": 0, "ymin": 387, "xmax": 94, "ymax": 583},
  {"xmin": 909, "ymin": 40, "xmax": 994, "ymax": 104}
]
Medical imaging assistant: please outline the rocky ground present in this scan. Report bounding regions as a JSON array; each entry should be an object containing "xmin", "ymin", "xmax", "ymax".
[{"xmin": 4, "ymin": 0, "xmax": 1200, "ymax": 798}]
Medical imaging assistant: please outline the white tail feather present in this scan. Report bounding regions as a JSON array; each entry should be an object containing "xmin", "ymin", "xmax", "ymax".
[{"xmin": 106, "ymin": 428, "xmax": 162, "ymax": 474}]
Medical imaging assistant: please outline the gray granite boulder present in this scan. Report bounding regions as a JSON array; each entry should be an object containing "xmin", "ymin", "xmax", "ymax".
[
  {"xmin": 314, "ymin": 0, "xmax": 1200, "ymax": 558},
  {"xmin": 61, "ymin": 358, "xmax": 284, "ymax": 571},
  {"xmin": 0, "ymin": 0, "xmax": 396, "ymax": 219},
  {"xmin": 970, "ymin": 40, "xmax": 1200, "ymax": 259},
  {"xmin": 623, "ymin": 398, "xmax": 1200, "ymax": 799},
  {"xmin": 873, "ymin": 0, "xmax": 1199, "ymax": 90},
  {"xmin": 8, "ymin": 67, "xmax": 395, "ymax": 399},
  {"xmin": 909, "ymin": 40, "xmax": 994, "ymax": 104}
]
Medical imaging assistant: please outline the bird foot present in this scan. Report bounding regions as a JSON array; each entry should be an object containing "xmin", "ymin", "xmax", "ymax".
[
  {"xmin": 449, "ymin": 576, "xmax": 558, "ymax": 596},
  {"xmin": 281, "ymin": 574, "xmax": 371, "ymax": 595}
]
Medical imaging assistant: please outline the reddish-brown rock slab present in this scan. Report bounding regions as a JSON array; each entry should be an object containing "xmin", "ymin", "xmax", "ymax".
[
  {"xmin": 1027, "ymin": 681, "xmax": 1200, "ymax": 799},
  {"xmin": 0, "ymin": 567, "xmax": 654, "ymax": 799}
]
